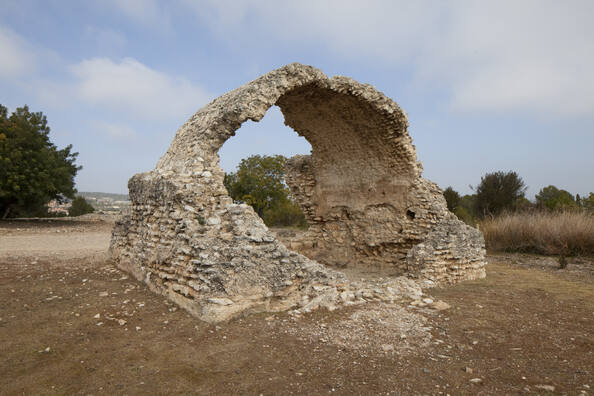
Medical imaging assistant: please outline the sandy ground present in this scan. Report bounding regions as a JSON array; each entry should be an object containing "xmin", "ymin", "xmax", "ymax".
[{"xmin": 0, "ymin": 219, "xmax": 592, "ymax": 395}]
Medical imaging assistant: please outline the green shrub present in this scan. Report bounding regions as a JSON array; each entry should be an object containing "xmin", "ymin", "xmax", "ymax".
[
  {"xmin": 262, "ymin": 200, "xmax": 307, "ymax": 228},
  {"xmin": 69, "ymin": 196, "xmax": 95, "ymax": 217},
  {"xmin": 454, "ymin": 206, "xmax": 475, "ymax": 226}
]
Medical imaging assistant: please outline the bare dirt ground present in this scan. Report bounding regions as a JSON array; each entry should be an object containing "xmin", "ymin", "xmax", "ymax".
[{"xmin": 1, "ymin": 219, "xmax": 592, "ymax": 395}]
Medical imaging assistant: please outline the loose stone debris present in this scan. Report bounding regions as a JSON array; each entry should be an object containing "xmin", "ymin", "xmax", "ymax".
[{"xmin": 110, "ymin": 63, "xmax": 487, "ymax": 323}]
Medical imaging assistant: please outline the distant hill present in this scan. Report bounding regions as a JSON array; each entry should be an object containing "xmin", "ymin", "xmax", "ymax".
[{"xmin": 79, "ymin": 192, "xmax": 129, "ymax": 201}]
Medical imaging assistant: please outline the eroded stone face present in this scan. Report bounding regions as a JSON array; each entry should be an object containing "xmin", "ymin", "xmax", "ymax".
[{"xmin": 109, "ymin": 63, "xmax": 487, "ymax": 323}]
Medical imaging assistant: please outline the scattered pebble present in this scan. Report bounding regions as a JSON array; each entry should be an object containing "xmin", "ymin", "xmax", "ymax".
[{"xmin": 432, "ymin": 300, "xmax": 451, "ymax": 311}]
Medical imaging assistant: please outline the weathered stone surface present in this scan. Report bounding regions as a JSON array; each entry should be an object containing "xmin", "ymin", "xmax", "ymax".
[{"xmin": 109, "ymin": 63, "xmax": 486, "ymax": 323}]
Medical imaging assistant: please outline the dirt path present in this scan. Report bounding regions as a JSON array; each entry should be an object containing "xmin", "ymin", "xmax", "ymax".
[
  {"xmin": 0, "ymin": 219, "xmax": 112, "ymax": 262},
  {"xmin": 1, "ymin": 220, "xmax": 592, "ymax": 395}
]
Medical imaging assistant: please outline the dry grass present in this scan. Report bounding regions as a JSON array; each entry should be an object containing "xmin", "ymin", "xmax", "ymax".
[{"xmin": 480, "ymin": 211, "xmax": 594, "ymax": 255}]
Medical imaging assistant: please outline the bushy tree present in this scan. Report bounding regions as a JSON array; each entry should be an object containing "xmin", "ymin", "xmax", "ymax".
[
  {"xmin": 224, "ymin": 155, "xmax": 288, "ymax": 217},
  {"xmin": 69, "ymin": 196, "xmax": 95, "ymax": 217},
  {"xmin": 474, "ymin": 171, "xmax": 527, "ymax": 217},
  {"xmin": 224, "ymin": 154, "xmax": 306, "ymax": 227},
  {"xmin": 443, "ymin": 186, "xmax": 461, "ymax": 212},
  {"xmin": 0, "ymin": 105, "xmax": 80, "ymax": 218},
  {"xmin": 535, "ymin": 185, "xmax": 577, "ymax": 211}
]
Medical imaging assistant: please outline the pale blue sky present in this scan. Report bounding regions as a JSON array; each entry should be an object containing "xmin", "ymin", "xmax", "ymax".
[{"xmin": 1, "ymin": 0, "xmax": 593, "ymax": 198}]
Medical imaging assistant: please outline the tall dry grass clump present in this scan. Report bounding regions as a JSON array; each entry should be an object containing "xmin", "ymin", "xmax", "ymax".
[{"xmin": 481, "ymin": 211, "xmax": 594, "ymax": 255}]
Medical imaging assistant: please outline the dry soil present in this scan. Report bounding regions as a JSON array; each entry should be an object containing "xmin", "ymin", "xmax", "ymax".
[{"xmin": 1, "ymin": 218, "xmax": 592, "ymax": 395}]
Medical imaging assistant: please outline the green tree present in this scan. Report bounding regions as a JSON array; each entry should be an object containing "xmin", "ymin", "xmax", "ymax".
[
  {"xmin": 0, "ymin": 105, "xmax": 81, "ymax": 218},
  {"xmin": 474, "ymin": 171, "xmax": 527, "ymax": 217},
  {"xmin": 224, "ymin": 154, "xmax": 306, "ymax": 227},
  {"xmin": 535, "ymin": 185, "xmax": 577, "ymax": 211},
  {"xmin": 459, "ymin": 194, "xmax": 477, "ymax": 218},
  {"xmin": 69, "ymin": 196, "xmax": 95, "ymax": 216},
  {"xmin": 443, "ymin": 186, "xmax": 461, "ymax": 212}
]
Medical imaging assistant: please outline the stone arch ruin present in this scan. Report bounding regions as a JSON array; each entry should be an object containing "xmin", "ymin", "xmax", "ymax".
[{"xmin": 110, "ymin": 63, "xmax": 486, "ymax": 323}]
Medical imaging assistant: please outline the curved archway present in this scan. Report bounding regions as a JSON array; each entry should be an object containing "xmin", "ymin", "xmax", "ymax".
[{"xmin": 110, "ymin": 63, "xmax": 486, "ymax": 323}]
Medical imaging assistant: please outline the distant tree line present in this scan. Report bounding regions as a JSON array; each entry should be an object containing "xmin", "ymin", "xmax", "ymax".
[
  {"xmin": 443, "ymin": 170, "xmax": 594, "ymax": 225},
  {"xmin": 225, "ymin": 156, "xmax": 593, "ymax": 230},
  {"xmin": 2, "ymin": 103, "xmax": 590, "ymax": 225}
]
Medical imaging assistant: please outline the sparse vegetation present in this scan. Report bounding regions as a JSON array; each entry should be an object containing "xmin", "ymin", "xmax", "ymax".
[
  {"xmin": 481, "ymin": 211, "xmax": 594, "ymax": 256},
  {"xmin": 444, "ymin": 176, "xmax": 593, "ymax": 257}
]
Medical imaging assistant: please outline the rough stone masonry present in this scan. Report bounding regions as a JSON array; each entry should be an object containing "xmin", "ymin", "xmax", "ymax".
[{"xmin": 110, "ymin": 63, "xmax": 487, "ymax": 323}]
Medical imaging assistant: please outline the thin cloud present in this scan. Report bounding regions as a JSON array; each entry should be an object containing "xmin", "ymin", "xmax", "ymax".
[
  {"xmin": 90, "ymin": 120, "xmax": 138, "ymax": 141},
  {"xmin": 184, "ymin": 0, "xmax": 594, "ymax": 118},
  {"xmin": 0, "ymin": 25, "xmax": 36, "ymax": 78},
  {"xmin": 100, "ymin": 0, "xmax": 171, "ymax": 32},
  {"xmin": 84, "ymin": 26, "xmax": 128, "ymax": 54},
  {"xmin": 71, "ymin": 57, "xmax": 210, "ymax": 121},
  {"xmin": 0, "ymin": 27, "xmax": 207, "ymax": 122}
]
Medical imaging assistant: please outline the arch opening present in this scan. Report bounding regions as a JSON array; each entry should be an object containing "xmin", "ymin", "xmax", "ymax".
[
  {"xmin": 214, "ymin": 82, "xmax": 421, "ymax": 274},
  {"xmin": 217, "ymin": 105, "xmax": 311, "ymax": 233}
]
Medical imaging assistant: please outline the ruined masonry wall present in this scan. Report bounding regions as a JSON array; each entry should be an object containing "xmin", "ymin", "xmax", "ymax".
[{"xmin": 110, "ymin": 63, "xmax": 487, "ymax": 323}]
